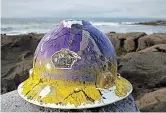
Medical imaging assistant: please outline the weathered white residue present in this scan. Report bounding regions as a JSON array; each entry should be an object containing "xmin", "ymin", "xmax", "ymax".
[
  {"xmin": 62, "ymin": 20, "xmax": 83, "ymax": 28},
  {"xmin": 39, "ymin": 86, "xmax": 51, "ymax": 99}
]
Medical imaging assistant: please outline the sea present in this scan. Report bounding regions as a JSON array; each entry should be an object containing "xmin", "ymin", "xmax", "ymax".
[{"xmin": 1, "ymin": 17, "xmax": 166, "ymax": 35}]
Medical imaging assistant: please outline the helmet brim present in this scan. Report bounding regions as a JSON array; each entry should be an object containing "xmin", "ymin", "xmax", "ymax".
[{"xmin": 17, "ymin": 76, "xmax": 132, "ymax": 109}]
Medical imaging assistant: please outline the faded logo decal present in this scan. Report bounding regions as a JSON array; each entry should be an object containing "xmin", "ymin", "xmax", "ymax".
[{"xmin": 51, "ymin": 48, "xmax": 81, "ymax": 69}]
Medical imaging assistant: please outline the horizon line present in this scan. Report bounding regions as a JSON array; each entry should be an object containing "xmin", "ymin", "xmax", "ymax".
[{"xmin": 1, "ymin": 16, "xmax": 166, "ymax": 19}]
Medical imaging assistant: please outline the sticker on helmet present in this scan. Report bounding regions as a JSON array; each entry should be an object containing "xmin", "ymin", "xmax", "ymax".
[{"xmin": 51, "ymin": 48, "xmax": 81, "ymax": 69}]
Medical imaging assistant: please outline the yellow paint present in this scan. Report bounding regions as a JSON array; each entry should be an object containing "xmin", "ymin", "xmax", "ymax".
[
  {"xmin": 21, "ymin": 59, "xmax": 131, "ymax": 107},
  {"xmin": 22, "ymin": 76, "xmax": 102, "ymax": 106},
  {"xmin": 115, "ymin": 76, "xmax": 132, "ymax": 97}
]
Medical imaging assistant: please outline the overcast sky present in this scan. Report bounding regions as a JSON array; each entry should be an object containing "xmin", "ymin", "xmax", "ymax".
[{"xmin": 2, "ymin": 0, "xmax": 166, "ymax": 18}]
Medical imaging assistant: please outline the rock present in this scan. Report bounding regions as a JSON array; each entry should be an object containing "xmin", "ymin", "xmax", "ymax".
[
  {"xmin": 0, "ymin": 90, "xmax": 139, "ymax": 112},
  {"xmin": 137, "ymin": 34, "xmax": 166, "ymax": 51},
  {"xmin": 107, "ymin": 33, "xmax": 166, "ymax": 55},
  {"xmin": 1, "ymin": 33, "xmax": 44, "ymax": 94},
  {"xmin": 106, "ymin": 32, "xmax": 147, "ymax": 55},
  {"xmin": 118, "ymin": 52, "xmax": 166, "ymax": 99},
  {"xmin": 139, "ymin": 44, "xmax": 166, "ymax": 52},
  {"xmin": 156, "ymin": 76, "xmax": 166, "ymax": 87},
  {"xmin": 109, "ymin": 31, "xmax": 116, "ymax": 33},
  {"xmin": 135, "ymin": 20, "xmax": 166, "ymax": 26},
  {"xmin": 136, "ymin": 88, "xmax": 166, "ymax": 112}
]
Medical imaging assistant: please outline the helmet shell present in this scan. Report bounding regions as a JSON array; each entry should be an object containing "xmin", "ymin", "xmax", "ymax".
[
  {"xmin": 18, "ymin": 20, "xmax": 132, "ymax": 108},
  {"xmin": 33, "ymin": 20, "xmax": 117, "ymax": 89}
]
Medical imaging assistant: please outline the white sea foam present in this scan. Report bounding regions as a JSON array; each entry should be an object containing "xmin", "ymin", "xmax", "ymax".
[{"xmin": 90, "ymin": 22, "xmax": 120, "ymax": 26}]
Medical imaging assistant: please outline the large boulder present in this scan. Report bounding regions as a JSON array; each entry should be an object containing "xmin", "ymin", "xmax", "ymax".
[
  {"xmin": 137, "ymin": 33, "xmax": 166, "ymax": 51},
  {"xmin": 118, "ymin": 52, "xmax": 166, "ymax": 99},
  {"xmin": 139, "ymin": 44, "xmax": 166, "ymax": 52},
  {"xmin": 136, "ymin": 88, "xmax": 166, "ymax": 112},
  {"xmin": 1, "ymin": 33, "xmax": 44, "ymax": 94},
  {"xmin": 106, "ymin": 32, "xmax": 147, "ymax": 55},
  {"xmin": 107, "ymin": 33, "xmax": 166, "ymax": 56}
]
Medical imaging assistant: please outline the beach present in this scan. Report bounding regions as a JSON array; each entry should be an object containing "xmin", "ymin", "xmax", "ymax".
[{"xmin": 1, "ymin": 19, "xmax": 166, "ymax": 112}]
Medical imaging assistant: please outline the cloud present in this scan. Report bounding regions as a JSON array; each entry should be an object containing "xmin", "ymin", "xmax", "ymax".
[{"xmin": 1, "ymin": 0, "xmax": 166, "ymax": 18}]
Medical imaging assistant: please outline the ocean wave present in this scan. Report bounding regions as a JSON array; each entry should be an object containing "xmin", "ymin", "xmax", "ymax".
[
  {"xmin": 1, "ymin": 21, "xmax": 166, "ymax": 35},
  {"xmin": 120, "ymin": 22, "xmax": 137, "ymax": 25},
  {"xmin": 91, "ymin": 22, "xmax": 119, "ymax": 26},
  {"xmin": 90, "ymin": 22, "xmax": 136, "ymax": 26},
  {"xmin": 1, "ymin": 27, "xmax": 13, "ymax": 31}
]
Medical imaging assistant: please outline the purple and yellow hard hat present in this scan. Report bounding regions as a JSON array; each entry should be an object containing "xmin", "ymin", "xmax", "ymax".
[{"xmin": 18, "ymin": 20, "xmax": 132, "ymax": 109}]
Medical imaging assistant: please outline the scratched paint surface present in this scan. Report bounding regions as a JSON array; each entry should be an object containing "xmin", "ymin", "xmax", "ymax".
[{"xmin": 21, "ymin": 20, "xmax": 132, "ymax": 107}]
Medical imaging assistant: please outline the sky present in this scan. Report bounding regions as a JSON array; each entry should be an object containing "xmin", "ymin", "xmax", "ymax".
[{"xmin": 1, "ymin": 0, "xmax": 166, "ymax": 18}]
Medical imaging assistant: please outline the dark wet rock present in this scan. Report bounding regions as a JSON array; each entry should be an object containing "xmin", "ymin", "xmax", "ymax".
[
  {"xmin": 156, "ymin": 76, "xmax": 166, "ymax": 87},
  {"xmin": 1, "ymin": 33, "xmax": 44, "ymax": 94},
  {"xmin": 136, "ymin": 88, "xmax": 166, "ymax": 112},
  {"xmin": 109, "ymin": 31, "xmax": 116, "ymax": 33},
  {"xmin": 118, "ymin": 52, "xmax": 166, "ymax": 100}
]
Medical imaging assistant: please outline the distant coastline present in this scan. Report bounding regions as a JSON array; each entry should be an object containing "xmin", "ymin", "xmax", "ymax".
[{"xmin": 135, "ymin": 20, "xmax": 166, "ymax": 26}]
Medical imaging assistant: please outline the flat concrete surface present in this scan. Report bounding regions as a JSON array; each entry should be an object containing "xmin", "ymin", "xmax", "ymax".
[{"xmin": 1, "ymin": 90, "xmax": 139, "ymax": 112}]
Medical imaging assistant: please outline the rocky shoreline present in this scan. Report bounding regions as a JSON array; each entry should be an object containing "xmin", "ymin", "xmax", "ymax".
[
  {"xmin": 1, "ymin": 32, "xmax": 166, "ymax": 112},
  {"xmin": 135, "ymin": 20, "xmax": 166, "ymax": 26}
]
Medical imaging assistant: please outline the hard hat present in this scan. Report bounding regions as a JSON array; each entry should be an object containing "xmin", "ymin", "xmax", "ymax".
[{"xmin": 18, "ymin": 20, "xmax": 132, "ymax": 109}]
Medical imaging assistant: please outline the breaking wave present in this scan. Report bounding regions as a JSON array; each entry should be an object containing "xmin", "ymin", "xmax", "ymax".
[
  {"xmin": 91, "ymin": 22, "xmax": 136, "ymax": 26},
  {"xmin": 1, "ymin": 19, "xmax": 166, "ymax": 35},
  {"xmin": 1, "ymin": 27, "xmax": 13, "ymax": 31}
]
